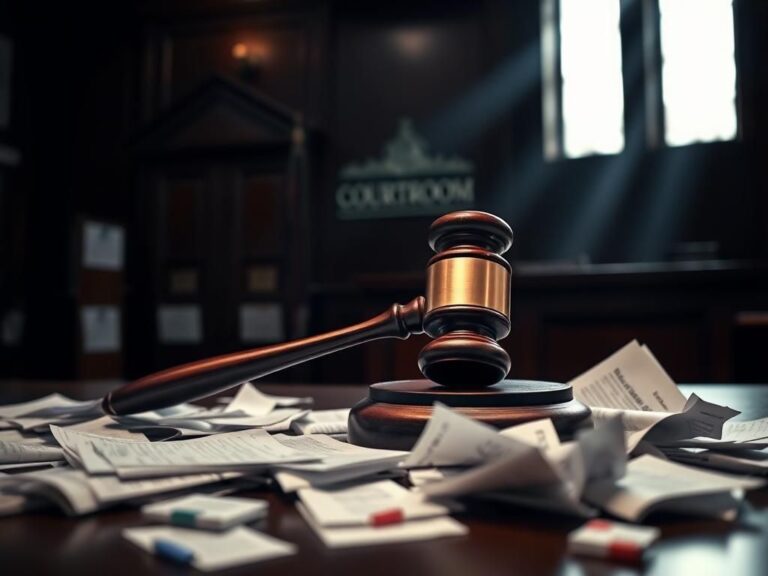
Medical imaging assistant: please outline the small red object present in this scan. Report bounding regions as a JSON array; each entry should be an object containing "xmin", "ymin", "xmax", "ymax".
[
  {"xmin": 608, "ymin": 540, "xmax": 643, "ymax": 563},
  {"xmin": 585, "ymin": 519, "xmax": 614, "ymax": 531},
  {"xmin": 369, "ymin": 508, "xmax": 405, "ymax": 527}
]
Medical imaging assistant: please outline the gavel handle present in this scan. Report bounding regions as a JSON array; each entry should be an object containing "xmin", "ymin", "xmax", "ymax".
[{"xmin": 102, "ymin": 297, "xmax": 425, "ymax": 416}]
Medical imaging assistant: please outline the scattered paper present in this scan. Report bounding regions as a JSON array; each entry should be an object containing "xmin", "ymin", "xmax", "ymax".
[
  {"xmin": 402, "ymin": 403, "xmax": 528, "ymax": 468},
  {"xmin": 570, "ymin": 341, "xmax": 740, "ymax": 453},
  {"xmin": 570, "ymin": 340, "xmax": 686, "ymax": 412},
  {"xmin": 0, "ymin": 394, "xmax": 94, "ymax": 420},
  {"xmin": 568, "ymin": 519, "xmax": 660, "ymax": 562},
  {"xmin": 297, "ymin": 502, "xmax": 467, "ymax": 548},
  {"xmin": 275, "ymin": 434, "xmax": 406, "ymax": 473},
  {"xmin": 661, "ymin": 446, "xmax": 768, "ymax": 475},
  {"xmin": 291, "ymin": 409, "xmax": 350, "ymax": 435},
  {"xmin": 0, "ymin": 442, "xmax": 64, "ymax": 464},
  {"xmin": 0, "ymin": 467, "xmax": 242, "ymax": 515},
  {"xmin": 89, "ymin": 429, "xmax": 313, "ymax": 478},
  {"xmin": 141, "ymin": 494, "xmax": 269, "ymax": 530},
  {"xmin": 419, "ymin": 413, "xmax": 626, "ymax": 518},
  {"xmin": 123, "ymin": 526, "xmax": 296, "ymax": 571},
  {"xmin": 583, "ymin": 454, "xmax": 764, "ymax": 522},
  {"xmin": 298, "ymin": 480, "xmax": 452, "ymax": 527}
]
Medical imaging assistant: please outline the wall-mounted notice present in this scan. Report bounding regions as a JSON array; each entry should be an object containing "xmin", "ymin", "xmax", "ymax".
[
  {"xmin": 158, "ymin": 305, "xmax": 203, "ymax": 344},
  {"xmin": 81, "ymin": 306, "xmax": 121, "ymax": 353},
  {"xmin": 82, "ymin": 221, "xmax": 125, "ymax": 271},
  {"xmin": 240, "ymin": 303, "xmax": 284, "ymax": 343}
]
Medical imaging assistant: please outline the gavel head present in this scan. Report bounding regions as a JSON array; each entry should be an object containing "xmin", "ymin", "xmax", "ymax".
[{"xmin": 418, "ymin": 211, "xmax": 513, "ymax": 387}]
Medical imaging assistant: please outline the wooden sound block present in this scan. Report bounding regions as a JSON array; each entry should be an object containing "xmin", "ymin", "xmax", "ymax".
[{"xmin": 348, "ymin": 379, "xmax": 592, "ymax": 450}]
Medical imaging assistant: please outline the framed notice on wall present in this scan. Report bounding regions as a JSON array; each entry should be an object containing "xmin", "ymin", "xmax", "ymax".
[
  {"xmin": 81, "ymin": 306, "xmax": 121, "ymax": 353},
  {"xmin": 82, "ymin": 221, "xmax": 125, "ymax": 271},
  {"xmin": 158, "ymin": 305, "xmax": 203, "ymax": 344},
  {"xmin": 239, "ymin": 303, "xmax": 283, "ymax": 343}
]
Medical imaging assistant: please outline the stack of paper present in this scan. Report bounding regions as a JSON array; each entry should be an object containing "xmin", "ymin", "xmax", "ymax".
[
  {"xmin": 405, "ymin": 404, "xmax": 626, "ymax": 517},
  {"xmin": 0, "ymin": 384, "xmax": 316, "ymax": 515},
  {"xmin": 73, "ymin": 429, "xmax": 315, "ymax": 479},
  {"xmin": 290, "ymin": 409, "xmax": 350, "ymax": 436},
  {"xmin": 272, "ymin": 434, "xmax": 408, "ymax": 491},
  {"xmin": 296, "ymin": 479, "xmax": 467, "ymax": 548},
  {"xmin": 0, "ymin": 394, "xmax": 102, "ymax": 432},
  {"xmin": 407, "ymin": 404, "xmax": 765, "ymax": 522},
  {"xmin": 569, "ymin": 341, "xmax": 741, "ymax": 454},
  {"xmin": 584, "ymin": 454, "xmax": 764, "ymax": 521},
  {"xmin": 569, "ymin": 340, "xmax": 768, "ymax": 478},
  {"xmin": 114, "ymin": 384, "xmax": 309, "ymax": 438}
]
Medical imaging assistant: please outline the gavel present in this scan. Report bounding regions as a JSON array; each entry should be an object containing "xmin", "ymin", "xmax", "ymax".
[{"xmin": 102, "ymin": 211, "xmax": 515, "ymax": 416}]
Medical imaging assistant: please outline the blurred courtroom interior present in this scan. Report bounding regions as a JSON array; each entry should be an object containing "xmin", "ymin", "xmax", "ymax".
[{"xmin": 0, "ymin": 0, "xmax": 766, "ymax": 389}]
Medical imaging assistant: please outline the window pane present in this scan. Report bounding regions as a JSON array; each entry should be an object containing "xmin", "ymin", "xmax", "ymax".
[
  {"xmin": 659, "ymin": 0, "xmax": 737, "ymax": 146},
  {"xmin": 559, "ymin": 0, "xmax": 625, "ymax": 158}
]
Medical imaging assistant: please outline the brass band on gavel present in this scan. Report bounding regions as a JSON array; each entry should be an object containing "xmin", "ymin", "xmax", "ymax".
[{"xmin": 425, "ymin": 254, "xmax": 511, "ymax": 318}]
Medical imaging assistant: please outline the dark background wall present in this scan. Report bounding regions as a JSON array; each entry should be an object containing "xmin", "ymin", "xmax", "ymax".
[{"xmin": 1, "ymin": 0, "xmax": 766, "ymax": 385}]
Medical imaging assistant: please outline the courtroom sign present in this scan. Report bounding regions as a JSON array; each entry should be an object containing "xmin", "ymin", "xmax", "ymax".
[{"xmin": 336, "ymin": 118, "xmax": 474, "ymax": 220}]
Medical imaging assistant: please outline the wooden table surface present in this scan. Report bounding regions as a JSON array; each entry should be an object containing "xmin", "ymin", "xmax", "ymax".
[{"xmin": 0, "ymin": 381, "xmax": 767, "ymax": 576}]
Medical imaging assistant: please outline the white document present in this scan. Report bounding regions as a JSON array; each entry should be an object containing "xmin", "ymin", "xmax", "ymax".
[
  {"xmin": 0, "ymin": 461, "xmax": 62, "ymax": 473},
  {"xmin": 255, "ymin": 388, "xmax": 313, "ymax": 408},
  {"xmin": 298, "ymin": 480, "xmax": 452, "ymax": 528},
  {"xmin": 8, "ymin": 399, "xmax": 104, "ymax": 432},
  {"xmin": 723, "ymin": 417, "xmax": 768, "ymax": 442},
  {"xmin": 417, "ymin": 411, "xmax": 626, "ymax": 518},
  {"xmin": 275, "ymin": 434, "xmax": 406, "ymax": 473},
  {"xmin": 661, "ymin": 446, "xmax": 768, "ymax": 476},
  {"xmin": 297, "ymin": 502, "xmax": 467, "ymax": 548},
  {"xmin": 584, "ymin": 454, "xmax": 765, "ymax": 522},
  {"xmin": 275, "ymin": 469, "xmax": 405, "ymax": 494},
  {"xmin": 623, "ymin": 394, "xmax": 740, "ymax": 453},
  {"xmin": 215, "ymin": 383, "xmax": 277, "ymax": 417},
  {"xmin": 272, "ymin": 435, "xmax": 406, "ymax": 490},
  {"xmin": 291, "ymin": 409, "xmax": 350, "ymax": 435},
  {"xmin": 141, "ymin": 494, "xmax": 269, "ymax": 530},
  {"xmin": 50, "ymin": 423, "xmax": 147, "ymax": 474},
  {"xmin": 499, "ymin": 418, "xmax": 562, "ymax": 451},
  {"xmin": 640, "ymin": 394, "xmax": 739, "ymax": 443},
  {"xmin": 82, "ymin": 221, "xmax": 124, "ymax": 271},
  {"xmin": 0, "ymin": 467, "xmax": 239, "ymax": 516},
  {"xmin": 571, "ymin": 342, "xmax": 740, "ymax": 453},
  {"xmin": 123, "ymin": 526, "xmax": 296, "ymax": 571},
  {"xmin": 0, "ymin": 429, "xmax": 49, "ymax": 445},
  {"xmin": 570, "ymin": 340, "xmax": 686, "ymax": 412},
  {"xmin": 151, "ymin": 409, "xmax": 304, "ymax": 434},
  {"xmin": 568, "ymin": 519, "xmax": 660, "ymax": 561},
  {"xmin": 0, "ymin": 441, "xmax": 64, "ymax": 464},
  {"xmin": 81, "ymin": 306, "xmax": 121, "ymax": 353},
  {"xmin": 419, "ymin": 432, "xmax": 586, "ymax": 500},
  {"xmin": 403, "ymin": 403, "xmax": 528, "ymax": 469},
  {"xmin": 90, "ymin": 429, "xmax": 313, "ymax": 478},
  {"xmin": 0, "ymin": 394, "xmax": 91, "ymax": 420}
]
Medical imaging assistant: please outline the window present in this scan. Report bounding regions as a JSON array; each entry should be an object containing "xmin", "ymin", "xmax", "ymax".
[
  {"xmin": 658, "ymin": 0, "xmax": 738, "ymax": 146},
  {"xmin": 542, "ymin": 0, "xmax": 625, "ymax": 159},
  {"xmin": 542, "ymin": 0, "xmax": 739, "ymax": 159}
]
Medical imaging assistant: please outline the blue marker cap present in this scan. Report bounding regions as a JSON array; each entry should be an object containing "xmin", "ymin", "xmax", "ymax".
[{"xmin": 153, "ymin": 538, "xmax": 195, "ymax": 565}]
